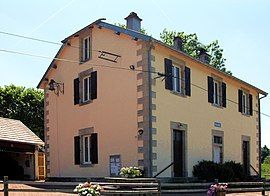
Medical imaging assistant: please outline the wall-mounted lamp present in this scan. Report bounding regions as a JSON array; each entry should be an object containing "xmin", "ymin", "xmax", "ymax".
[
  {"xmin": 138, "ymin": 129, "xmax": 144, "ymax": 136},
  {"xmin": 48, "ymin": 79, "xmax": 64, "ymax": 96}
]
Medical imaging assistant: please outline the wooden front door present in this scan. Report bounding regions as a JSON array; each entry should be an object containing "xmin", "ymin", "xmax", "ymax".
[
  {"xmin": 173, "ymin": 130, "xmax": 185, "ymax": 177},
  {"xmin": 38, "ymin": 152, "xmax": 45, "ymax": 180},
  {"xmin": 242, "ymin": 140, "xmax": 250, "ymax": 176}
]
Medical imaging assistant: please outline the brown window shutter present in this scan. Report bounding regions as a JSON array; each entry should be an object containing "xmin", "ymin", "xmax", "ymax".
[
  {"xmin": 207, "ymin": 76, "xmax": 214, "ymax": 103},
  {"xmin": 73, "ymin": 78, "xmax": 80, "ymax": 105},
  {"xmin": 74, "ymin": 136, "xmax": 80, "ymax": 165},
  {"xmin": 164, "ymin": 58, "xmax": 173, "ymax": 90},
  {"xmin": 90, "ymin": 71, "xmax": 97, "ymax": 100},
  {"xmin": 185, "ymin": 67, "xmax": 191, "ymax": 96},
  {"xmin": 90, "ymin": 133, "xmax": 98, "ymax": 164},
  {"xmin": 238, "ymin": 89, "xmax": 243, "ymax": 112},
  {"xmin": 249, "ymin": 94, "xmax": 253, "ymax": 116},
  {"xmin": 222, "ymin": 82, "xmax": 226, "ymax": 108}
]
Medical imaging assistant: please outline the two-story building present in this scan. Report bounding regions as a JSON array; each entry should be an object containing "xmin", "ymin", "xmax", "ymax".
[{"xmin": 38, "ymin": 12, "xmax": 267, "ymax": 179}]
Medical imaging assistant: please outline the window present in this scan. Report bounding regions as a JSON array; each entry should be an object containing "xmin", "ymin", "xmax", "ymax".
[
  {"xmin": 172, "ymin": 65, "xmax": 182, "ymax": 93},
  {"xmin": 83, "ymin": 76, "xmax": 91, "ymax": 102},
  {"xmin": 74, "ymin": 132, "xmax": 98, "ymax": 165},
  {"xmin": 213, "ymin": 80, "xmax": 220, "ymax": 105},
  {"xmin": 242, "ymin": 92, "xmax": 249, "ymax": 115},
  {"xmin": 74, "ymin": 70, "xmax": 97, "ymax": 105},
  {"xmin": 164, "ymin": 58, "xmax": 191, "ymax": 96},
  {"xmin": 213, "ymin": 135, "xmax": 223, "ymax": 163},
  {"xmin": 207, "ymin": 76, "xmax": 226, "ymax": 107},
  {"xmin": 82, "ymin": 36, "xmax": 90, "ymax": 61},
  {"xmin": 83, "ymin": 135, "xmax": 91, "ymax": 164},
  {"xmin": 238, "ymin": 89, "xmax": 253, "ymax": 116}
]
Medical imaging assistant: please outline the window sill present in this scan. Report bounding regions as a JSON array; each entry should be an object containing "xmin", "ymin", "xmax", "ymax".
[
  {"xmin": 170, "ymin": 90, "xmax": 186, "ymax": 98},
  {"xmin": 211, "ymin": 103, "xmax": 224, "ymax": 109},
  {"xmin": 241, "ymin": 113, "xmax": 251, "ymax": 117},
  {"xmin": 79, "ymin": 100, "xmax": 92, "ymax": 106},
  {"xmin": 80, "ymin": 58, "xmax": 91, "ymax": 64},
  {"xmin": 80, "ymin": 163, "xmax": 94, "ymax": 168}
]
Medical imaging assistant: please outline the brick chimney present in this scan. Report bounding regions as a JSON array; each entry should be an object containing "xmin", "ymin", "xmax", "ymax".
[
  {"xmin": 125, "ymin": 12, "xmax": 142, "ymax": 32},
  {"xmin": 198, "ymin": 48, "xmax": 211, "ymax": 64},
  {"xmin": 173, "ymin": 36, "xmax": 183, "ymax": 51}
]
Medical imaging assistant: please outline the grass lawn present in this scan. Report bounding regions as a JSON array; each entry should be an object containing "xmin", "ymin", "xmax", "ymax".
[{"xmin": 261, "ymin": 163, "xmax": 270, "ymax": 179}]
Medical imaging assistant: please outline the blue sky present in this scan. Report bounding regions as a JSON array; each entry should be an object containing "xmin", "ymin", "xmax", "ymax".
[{"xmin": 0, "ymin": 0, "xmax": 269, "ymax": 146}]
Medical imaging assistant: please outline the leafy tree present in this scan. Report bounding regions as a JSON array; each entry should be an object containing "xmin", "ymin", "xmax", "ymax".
[
  {"xmin": 264, "ymin": 156, "xmax": 270, "ymax": 164},
  {"xmin": 160, "ymin": 29, "xmax": 232, "ymax": 75},
  {"xmin": 0, "ymin": 85, "xmax": 44, "ymax": 140},
  {"xmin": 262, "ymin": 145, "xmax": 270, "ymax": 163}
]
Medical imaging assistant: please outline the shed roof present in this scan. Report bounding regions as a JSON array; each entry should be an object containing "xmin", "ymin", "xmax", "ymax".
[{"xmin": 0, "ymin": 117, "xmax": 44, "ymax": 145}]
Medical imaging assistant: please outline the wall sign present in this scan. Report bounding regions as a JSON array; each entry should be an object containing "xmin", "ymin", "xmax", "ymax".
[{"xmin": 214, "ymin": 122, "xmax": 222, "ymax": 128}]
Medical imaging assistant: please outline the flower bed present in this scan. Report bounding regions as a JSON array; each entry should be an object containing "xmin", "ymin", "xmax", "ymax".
[
  {"xmin": 119, "ymin": 166, "xmax": 142, "ymax": 178},
  {"xmin": 74, "ymin": 182, "xmax": 102, "ymax": 196}
]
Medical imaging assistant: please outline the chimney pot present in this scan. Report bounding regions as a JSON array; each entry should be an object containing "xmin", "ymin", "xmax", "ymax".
[
  {"xmin": 198, "ymin": 48, "xmax": 211, "ymax": 64},
  {"xmin": 125, "ymin": 12, "xmax": 142, "ymax": 32},
  {"xmin": 173, "ymin": 36, "xmax": 183, "ymax": 51}
]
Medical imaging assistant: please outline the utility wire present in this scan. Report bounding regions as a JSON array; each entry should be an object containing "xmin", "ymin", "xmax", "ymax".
[
  {"xmin": 0, "ymin": 47, "xmax": 269, "ymax": 118},
  {"xmin": 0, "ymin": 31, "xmax": 101, "ymax": 52}
]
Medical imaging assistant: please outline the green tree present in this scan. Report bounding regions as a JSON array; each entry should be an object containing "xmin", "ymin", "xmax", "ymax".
[
  {"xmin": 264, "ymin": 156, "xmax": 270, "ymax": 164},
  {"xmin": 160, "ymin": 29, "xmax": 232, "ymax": 75},
  {"xmin": 0, "ymin": 85, "xmax": 44, "ymax": 140},
  {"xmin": 262, "ymin": 145, "xmax": 270, "ymax": 163}
]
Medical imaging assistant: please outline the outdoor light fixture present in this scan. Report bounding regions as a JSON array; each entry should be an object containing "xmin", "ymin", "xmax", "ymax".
[
  {"xmin": 138, "ymin": 129, "xmax": 144, "ymax": 135},
  {"xmin": 48, "ymin": 79, "xmax": 64, "ymax": 96}
]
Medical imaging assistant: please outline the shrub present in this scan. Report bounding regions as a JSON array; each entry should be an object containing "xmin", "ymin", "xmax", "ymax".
[
  {"xmin": 193, "ymin": 160, "xmax": 219, "ymax": 181},
  {"xmin": 193, "ymin": 160, "xmax": 246, "ymax": 182},
  {"xmin": 120, "ymin": 166, "xmax": 142, "ymax": 178}
]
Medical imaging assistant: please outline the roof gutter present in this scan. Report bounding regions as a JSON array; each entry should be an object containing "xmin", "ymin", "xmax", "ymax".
[{"xmin": 258, "ymin": 93, "xmax": 267, "ymax": 177}]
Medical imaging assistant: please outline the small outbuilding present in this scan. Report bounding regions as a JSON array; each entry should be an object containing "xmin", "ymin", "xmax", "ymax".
[{"xmin": 0, "ymin": 117, "xmax": 45, "ymax": 180}]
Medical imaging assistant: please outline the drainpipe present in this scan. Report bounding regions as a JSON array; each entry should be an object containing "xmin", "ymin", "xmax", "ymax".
[
  {"xmin": 258, "ymin": 93, "xmax": 267, "ymax": 177},
  {"xmin": 147, "ymin": 40, "xmax": 153, "ymax": 177}
]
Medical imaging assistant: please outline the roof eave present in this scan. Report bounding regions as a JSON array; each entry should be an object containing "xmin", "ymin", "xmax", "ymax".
[{"xmin": 152, "ymin": 38, "xmax": 268, "ymax": 96}]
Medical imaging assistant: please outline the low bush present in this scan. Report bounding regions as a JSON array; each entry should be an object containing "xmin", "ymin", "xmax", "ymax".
[
  {"xmin": 119, "ymin": 166, "xmax": 142, "ymax": 178},
  {"xmin": 193, "ymin": 160, "xmax": 246, "ymax": 182}
]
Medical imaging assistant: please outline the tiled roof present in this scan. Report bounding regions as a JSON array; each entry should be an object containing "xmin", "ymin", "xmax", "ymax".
[{"xmin": 0, "ymin": 117, "xmax": 44, "ymax": 145}]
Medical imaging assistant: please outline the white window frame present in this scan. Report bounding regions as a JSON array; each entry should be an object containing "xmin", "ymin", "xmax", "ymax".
[
  {"xmin": 242, "ymin": 92, "xmax": 249, "ymax": 115},
  {"xmin": 213, "ymin": 80, "xmax": 221, "ymax": 106},
  {"xmin": 213, "ymin": 135, "xmax": 223, "ymax": 163},
  {"xmin": 82, "ymin": 36, "xmax": 90, "ymax": 61},
  {"xmin": 82, "ymin": 135, "xmax": 91, "ymax": 164},
  {"xmin": 172, "ymin": 65, "xmax": 182, "ymax": 93},
  {"xmin": 82, "ymin": 76, "xmax": 91, "ymax": 102}
]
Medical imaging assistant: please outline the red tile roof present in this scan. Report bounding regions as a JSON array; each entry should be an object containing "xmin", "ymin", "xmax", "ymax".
[{"xmin": 0, "ymin": 117, "xmax": 44, "ymax": 145}]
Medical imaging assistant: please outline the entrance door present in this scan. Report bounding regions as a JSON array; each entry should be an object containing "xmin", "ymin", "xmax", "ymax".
[
  {"xmin": 173, "ymin": 130, "xmax": 185, "ymax": 177},
  {"xmin": 242, "ymin": 140, "xmax": 250, "ymax": 176}
]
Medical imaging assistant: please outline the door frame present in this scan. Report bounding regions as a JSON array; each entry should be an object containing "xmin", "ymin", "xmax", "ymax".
[
  {"xmin": 170, "ymin": 121, "xmax": 188, "ymax": 177},
  {"xmin": 241, "ymin": 135, "xmax": 251, "ymax": 176}
]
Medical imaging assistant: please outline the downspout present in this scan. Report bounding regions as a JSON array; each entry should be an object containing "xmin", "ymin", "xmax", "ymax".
[
  {"xmin": 258, "ymin": 93, "xmax": 267, "ymax": 177},
  {"xmin": 147, "ymin": 40, "xmax": 153, "ymax": 177}
]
